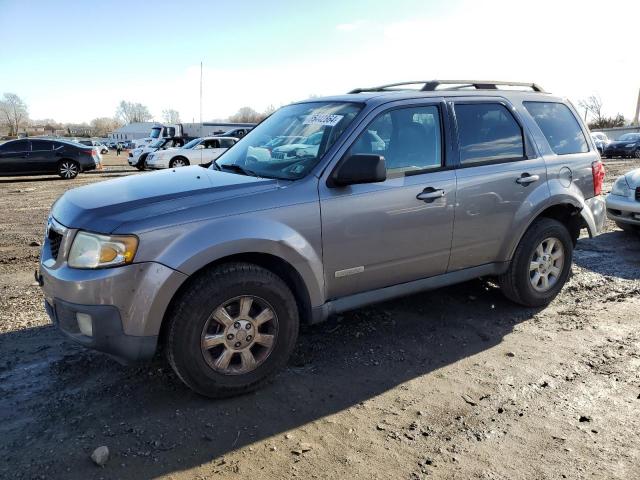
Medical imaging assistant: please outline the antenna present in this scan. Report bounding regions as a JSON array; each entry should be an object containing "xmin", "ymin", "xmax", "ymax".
[
  {"xmin": 199, "ymin": 61, "xmax": 203, "ymax": 124},
  {"xmin": 633, "ymin": 88, "xmax": 640, "ymax": 126}
]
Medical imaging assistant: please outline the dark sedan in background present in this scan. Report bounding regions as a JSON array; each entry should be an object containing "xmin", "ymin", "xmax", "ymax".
[
  {"xmin": 0, "ymin": 139, "xmax": 100, "ymax": 179},
  {"xmin": 603, "ymin": 133, "xmax": 640, "ymax": 159}
]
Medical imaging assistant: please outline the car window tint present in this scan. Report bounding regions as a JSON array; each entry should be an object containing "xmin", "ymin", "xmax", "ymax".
[
  {"xmin": 349, "ymin": 105, "xmax": 442, "ymax": 176},
  {"xmin": 523, "ymin": 102, "xmax": 588, "ymax": 155},
  {"xmin": 5, "ymin": 140, "xmax": 30, "ymax": 152},
  {"xmin": 31, "ymin": 140, "xmax": 54, "ymax": 151},
  {"xmin": 455, "ymin": 103, "xmax": 524, "ymax": 165}
]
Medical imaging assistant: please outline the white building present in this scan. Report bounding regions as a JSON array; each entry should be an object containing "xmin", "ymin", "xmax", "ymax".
[{"xmin": 109, "ymin": 122, "xmax": 156, "ymax": 141}]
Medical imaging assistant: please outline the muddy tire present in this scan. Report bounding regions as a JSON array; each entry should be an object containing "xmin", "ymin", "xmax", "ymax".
[
  {"xmin": 499, "ymin": 218, "xmax": 573, "ymax": 307},
  {"xmin": 165, "ymin": 263, "xmax": 299, "ymax": 398}
]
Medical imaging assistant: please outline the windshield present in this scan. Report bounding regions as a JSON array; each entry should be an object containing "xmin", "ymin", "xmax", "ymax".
[
  {"xmin": 619, "ymin": 133, "xmax": 640, "ymax": 141},
  {"xmin": 150, "ymin": 127, "xmax": 162, "ymax": 139},
  {"xmin": 183, "ymin": 138, "xmax": 201, "ymax": 149},
  {"xmin": 150, "ymin": 139, "xmax": 165, "ymax": 148},
  {"xmin": 214, "ymin": 102, "xmax": 363, "ymax": 180}
]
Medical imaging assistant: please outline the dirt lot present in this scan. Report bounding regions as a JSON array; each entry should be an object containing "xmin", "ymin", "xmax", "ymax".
[{"xmin": 0, "ymin": 153, "xmax": 639, "ymax": 480}]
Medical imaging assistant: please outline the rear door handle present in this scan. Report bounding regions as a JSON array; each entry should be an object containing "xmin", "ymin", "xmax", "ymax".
[
  {"xmin": 416, "ymin": 187, "xmax": 445, "ymax": 202},
  {"xmin": 516, "ymin": 173, "xmax": 540, "ymax": 185}
]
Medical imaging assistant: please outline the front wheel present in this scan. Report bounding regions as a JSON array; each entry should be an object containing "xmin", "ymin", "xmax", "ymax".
[
  {"xmin": 165, "ymin": 263, "xmax": 299, "ymax": 398},
  {"xmin": 57, "ymin": 160, "xmax": 79, "ymax": 179},
  {"xmin": 169, "ymin": 157, "xmax": 189, "ymax": 168},
  {"xmin": 499, "ymin": 218, "xmax": 573, "ymax": 307}
]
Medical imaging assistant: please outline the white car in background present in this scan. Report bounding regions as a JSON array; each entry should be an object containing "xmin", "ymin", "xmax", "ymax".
[
  {"xmin": 590, "ymin": 132, "xmax": 610, "ymax": 154},
  {"xmin": 128, "ymin": 138, "xmax": 185, "ymax": 170},
  {"xmin": 145, "ymin": 136, "xmax": 238, "ymax": 169}
]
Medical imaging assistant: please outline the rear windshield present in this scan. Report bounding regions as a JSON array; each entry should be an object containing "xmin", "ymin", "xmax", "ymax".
[{"xmin": 524, "ymin": 102, "xmax": 588, "ymax": 155}]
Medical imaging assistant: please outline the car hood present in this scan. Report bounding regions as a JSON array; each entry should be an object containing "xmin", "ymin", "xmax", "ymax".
[
  {"xmin": 51, "ymin": 166, "xmax": 279, "ymax": 233},
  {"xmin": 624, "ymin": 168, "xmax": 640, "ymax": 188}
]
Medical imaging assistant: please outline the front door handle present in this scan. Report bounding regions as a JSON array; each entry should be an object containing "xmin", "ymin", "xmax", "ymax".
[
  {"xmin": 516, "ymin": 173, "xmax": 540, "ymax": 185},
  {"xmin": 416, "ymin": 187, "xmax": 445, "ymax": 202}
]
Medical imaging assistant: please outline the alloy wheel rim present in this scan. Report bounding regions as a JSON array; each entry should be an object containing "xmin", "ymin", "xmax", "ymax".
[
  {"xmin": 60, "ymin": 162, "xmax": 77, "ymax": 178},
  {"xmin": 173, "ymin": 159, "xmax": 186, "ymax": 167},
  {"xmin": 201, "ymin": 295, "xmax": 278, "ymax": 375},
  {"xmin": 529, "ymin": 237, "xmax": 564, "ymax": 292}
]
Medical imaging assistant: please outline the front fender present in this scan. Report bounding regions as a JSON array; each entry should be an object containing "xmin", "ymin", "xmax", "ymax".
[{"xmin": 135, "ymin": 207, "xmax": 324, "ymax": 307}]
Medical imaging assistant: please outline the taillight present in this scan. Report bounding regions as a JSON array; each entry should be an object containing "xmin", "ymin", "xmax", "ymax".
[{"xmin": 592, "ymin": 160, "xmax": 605, "ymax": 196}]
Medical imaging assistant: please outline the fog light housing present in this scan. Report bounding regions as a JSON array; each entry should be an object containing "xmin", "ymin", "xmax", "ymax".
[{"xmin": 76, "ymin": 313, "xmax": 93, "ymax": 337}]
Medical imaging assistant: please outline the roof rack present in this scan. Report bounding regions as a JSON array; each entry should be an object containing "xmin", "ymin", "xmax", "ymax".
[{"xmin": 348, "ymin": 80, "xmax": 546, "ymax": 94}]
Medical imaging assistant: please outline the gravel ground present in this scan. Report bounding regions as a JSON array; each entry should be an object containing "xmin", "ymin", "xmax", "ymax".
[{"xmin": 0, "ymin": 153, "xmax": 639, "ymax": 480}]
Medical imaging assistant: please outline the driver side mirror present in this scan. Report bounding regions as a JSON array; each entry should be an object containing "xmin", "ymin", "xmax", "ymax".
[{"xmin": 329, "ymin": 154, "xmax": 386, "ymax": 187}]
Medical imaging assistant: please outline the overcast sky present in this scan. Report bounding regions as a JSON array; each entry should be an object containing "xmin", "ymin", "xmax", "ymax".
[{"xmin": 0, "ymin": 0, "xmax": 638, "ymax": 124}]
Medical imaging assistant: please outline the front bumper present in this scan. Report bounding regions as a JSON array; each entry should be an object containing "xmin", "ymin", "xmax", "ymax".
[
  {"xmin": 39, "ymin": 219, "xmax": 188, "ymax": 362},
  {"xmin": 44, "ymin": 298, "xmax": 157, "ymax": 363},
  {"xmin": 606, "ymin": 193, "xmax": 640, "ymax": 226}
]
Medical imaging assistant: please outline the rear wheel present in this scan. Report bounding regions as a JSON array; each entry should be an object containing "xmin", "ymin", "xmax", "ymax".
[
  {"xmin": 634, "ymin": 150, "xmax": 640, "ymax": 159},
  {"xmin": 499, "ymin": 218, "xmax": 573, "ymax": 307},
  {"xmin": 169, "ymin": 157, "xmax": 189, "ymax": 168},
  {"xmin": 165, "ymin": 263, "xmax": 299, "ymax": 398},
  {"xmin": 57, "ymin": 160, "xmax": 79, "ymax": 179}
]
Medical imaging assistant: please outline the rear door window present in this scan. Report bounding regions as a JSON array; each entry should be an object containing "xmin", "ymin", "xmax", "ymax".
[
  {"xmin": 454, "ymin": 103, "xmax": 525, "ymax": 165},
  {"xmin": 523, "ymin": 102, "xmax": 588, "ymax": 155},
  {"xmin": 31, "ymin": 140, "xmax": 54, "ymax": 151}
]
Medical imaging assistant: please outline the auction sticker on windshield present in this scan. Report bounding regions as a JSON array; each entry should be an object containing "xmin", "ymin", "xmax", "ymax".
[{"xmin": 303, "ymin": 114, "xmax": 343, "ymax": 127}]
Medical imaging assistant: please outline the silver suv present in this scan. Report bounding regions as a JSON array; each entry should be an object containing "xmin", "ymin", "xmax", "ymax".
[{"xmin": 38, "ymin": 80, "xmax": 606, "ymax": 397}]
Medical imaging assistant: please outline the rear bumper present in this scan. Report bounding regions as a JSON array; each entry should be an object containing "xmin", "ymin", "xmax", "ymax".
[
  {"xmin": 44, "ymin": 298, "xmax": 157, "ymax": 363},
  {"xmin": 606, "ymin": 193, "xmax": 640, "ymax": 226},
  {"xmin": 582, "ymin": 195, "xmax": 606, "ymax": 237}
]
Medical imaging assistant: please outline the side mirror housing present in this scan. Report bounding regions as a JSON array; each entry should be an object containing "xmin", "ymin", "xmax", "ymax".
[{"xmin": 329, "ymin": 154, "xmax": 386, "ymax": 187}]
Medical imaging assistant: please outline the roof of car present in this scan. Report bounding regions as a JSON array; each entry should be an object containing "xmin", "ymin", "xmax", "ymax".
[{"xmin": 294, "ymin": 80, "xmax": 564, "ymax": 106}]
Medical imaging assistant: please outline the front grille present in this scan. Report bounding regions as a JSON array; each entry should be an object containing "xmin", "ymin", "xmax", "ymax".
[
  {"xmin": 636, "ymin": 187, "xmax": 640, "ymax": 201},
  {"xmin": 272, "ymin": 151, "xmax": 286, "ymax": 159},
  {"xmin": 48, "ymin": 229, "xmax": 63, "ymax": 259}
]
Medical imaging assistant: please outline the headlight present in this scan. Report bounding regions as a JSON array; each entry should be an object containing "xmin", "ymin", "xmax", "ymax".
[
  {"xmin": 611, "ymin": 176, "xmax": 632, "ymax": 198},
  {"xmin": 68, "ymin": 231, "xmax": 138, "ymax": 269},
  {"xmin": 624, "ymin": 143, "xmax": 636, "ymax": 147}
]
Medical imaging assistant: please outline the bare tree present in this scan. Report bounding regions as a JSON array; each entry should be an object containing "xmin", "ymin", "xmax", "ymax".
[
  {"xmin": 579, "ymin": 96, "xmax": 605, "ymax": 125},
  {"xmin": 90, "ymin": 117, "xmax": 123, "ymax": 137},
  {"xmin": 229, "ymin": 106, "xmax": 277, "ymax": 123},
  {"xmin": 0, "ymin": 93, "xmax": 29, "ymax": 136},
  {"xmin": 162, "ymin": 109, "xmax": 181, "ymax": 124},
  {"xmin": 229, "ymin": 106, "xmax": 261, "ymax": 123},
  {"xmin": 116, "ymin": 100, "xmax": 152, "ymax": 124}
]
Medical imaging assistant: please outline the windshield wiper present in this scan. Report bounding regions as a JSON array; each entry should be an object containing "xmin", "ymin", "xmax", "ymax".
[{"xmin": 219, "ymin": 163, "xmax": 261, "ymax": 177}]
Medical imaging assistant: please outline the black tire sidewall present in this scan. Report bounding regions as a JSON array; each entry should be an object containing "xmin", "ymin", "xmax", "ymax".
[
  {"xmin": 513, "ymin": 219, "xmax": 573, "ymax": 306},
  {"xmin": 58, "ymin": 160, "xmax": 79, "ymax": 179},
  {"xmin": 168, "ymin": 265, "xmax": 299, "ymax": 397},
  {"xmin": 169, "ymin": 157, "xmax": 189, "ymax": 168}
]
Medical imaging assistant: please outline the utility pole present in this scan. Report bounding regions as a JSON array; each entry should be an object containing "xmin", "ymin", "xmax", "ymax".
[
  {"xmin": 633, "ymin": 88, "xmax": 640, "ymax": 126},
  {"xmin": 199, "ymin": 61, "xmax": 203, "ymax": 124}
]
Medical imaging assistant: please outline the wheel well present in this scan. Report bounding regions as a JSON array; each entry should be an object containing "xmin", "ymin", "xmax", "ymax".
[
  {"xmin": 158, "ymin": 253, "xmax": 313, "ymax": 348},
  {"xmin": 170, "ymin": 155, "xmax": 189, "ymax": 164},
  {"xmin": 536, "ymin": 203, "xmax": 584, "ymax": 245}
]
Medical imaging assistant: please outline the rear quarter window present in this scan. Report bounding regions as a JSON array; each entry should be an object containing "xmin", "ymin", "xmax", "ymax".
[{"xmin": 523, "ymin": 102, "xmax": 588, "ymax": 155}]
